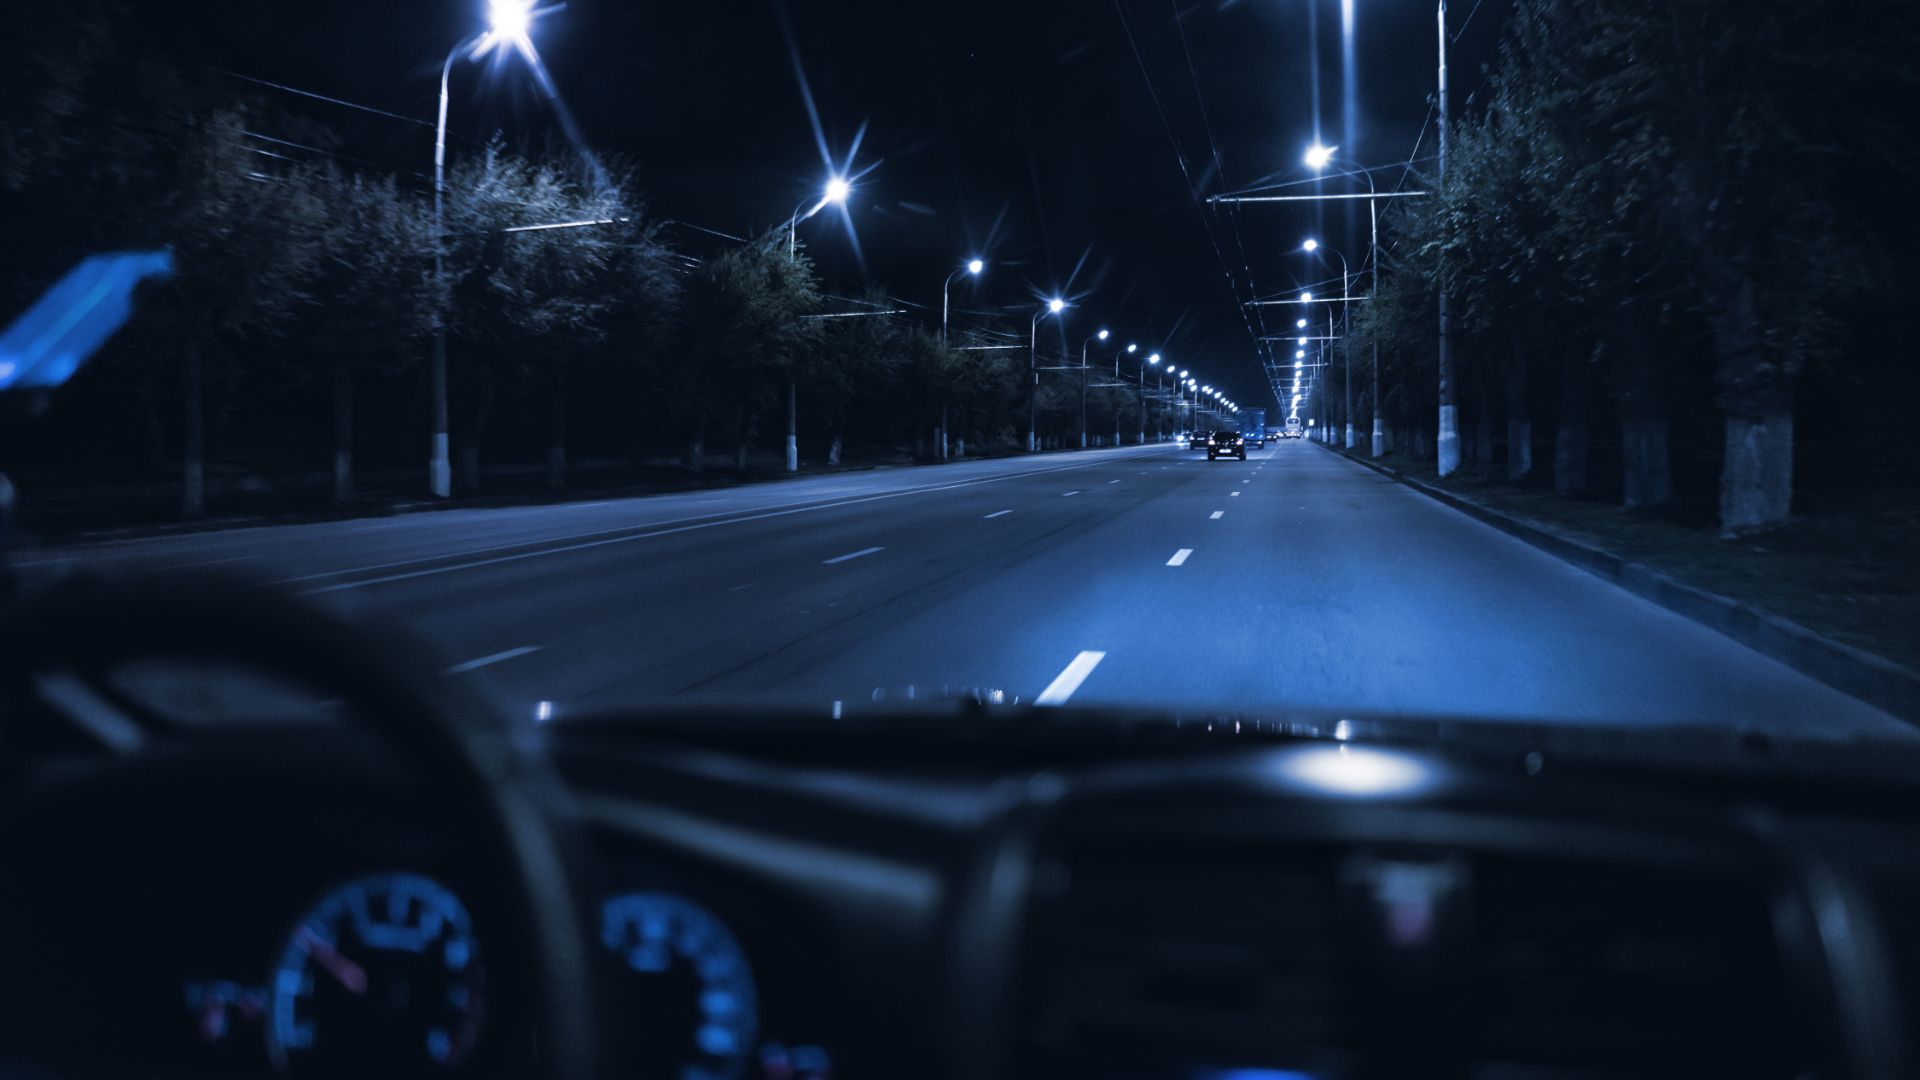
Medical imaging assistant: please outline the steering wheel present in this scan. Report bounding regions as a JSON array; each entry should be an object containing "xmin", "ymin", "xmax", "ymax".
[{"xmin": 0, "ymin": 575, "xmax": 608, "ymax": 1080}]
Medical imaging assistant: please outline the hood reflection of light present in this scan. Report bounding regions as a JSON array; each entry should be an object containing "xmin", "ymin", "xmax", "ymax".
[{"xmin": 1277, "ymin": 744, "xmax": 1432, "ymax": 798}]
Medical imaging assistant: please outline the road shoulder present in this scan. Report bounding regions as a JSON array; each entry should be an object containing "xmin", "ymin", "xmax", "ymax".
[{"xmin": 1315, "ymin": 441, "xmax": 1920, "ymax": 727}]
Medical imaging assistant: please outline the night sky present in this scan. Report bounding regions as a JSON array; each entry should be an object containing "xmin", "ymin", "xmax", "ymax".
[{"xmin": 131, "ymin": 0, "xmax": 1510, "ymax": 411}]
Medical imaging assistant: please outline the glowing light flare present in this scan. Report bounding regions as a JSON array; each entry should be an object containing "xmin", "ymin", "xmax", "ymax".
[
  {"xmin": 967, "ymin": 259, "xmax": 984, "ymax": 275},
  {"xmin": 1297, "ymin": 318, "xmax": 1307, "ymax": 328},
  {"xmin": 1300, "ymin": 291, "xmax": 1313, "ymax": 303},
  {"xmin": 1097, "ymin": 329, "xmax": 1110, "ymax": 341},
  {"xmin": 1302, "ymin": 238, "xmax": 1319, "ymax": 252},
  {"xmin": 471, "ymin": 0, "xmax": 554, "ymax": 62},
  {"xmin": 1048, "ymin": 297, "xmax": 1066, "ymax": 314},
  {"xmin": 824, "ymin": 176, "xmax": 851, "ymax": 204},
  {"xmin": 1276, "ymin": 744, "xmax": 1433, "ymax": 798},
  {"xmin": 1304, "ymin": 143, "xmax": 1338, "ymax": 170}
]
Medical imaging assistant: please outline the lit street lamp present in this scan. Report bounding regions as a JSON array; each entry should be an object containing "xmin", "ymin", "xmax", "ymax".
[
  {"xmin": 1079, "ymin": 329, "xmax": 1109, "ymax": 448},
  {"xmin": 788, "ymin": 175, "xmax": 851, "ymax": 260},
  {"xmin": 1029, "ymin": 298, "xmax": 1066, "ymax": 452},
  {"xmin": 1305, "ymin": 144, "xmax": 1384, "ymax": 457},
  {"xmin": 429, "ymin": 0, "xmax": 553, "ymax": 498},
  {"xmin": 937, "ymin": 258, "xmax": 984, "ymax": 461},
  {"xmin": 1302, "ymin": 238, "xmax": 1355, "ymax": 449}
]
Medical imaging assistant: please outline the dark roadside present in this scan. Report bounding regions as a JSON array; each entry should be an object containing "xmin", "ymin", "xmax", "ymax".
[{"xmin": 4, "ymin": 443, "xmax": 1039, "ymax": 545}]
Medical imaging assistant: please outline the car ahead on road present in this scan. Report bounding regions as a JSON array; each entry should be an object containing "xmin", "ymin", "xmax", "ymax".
[
  {"xmin": 1207, "ymin": 430, "xmax": 1247, "ymax": 460},
  {"xmin": 1187, "ymin": 431, "xmax": 1210, "ymax": 450},
  {"xmin": 4, "ymin": 578, "xmax": 1920, "ymax": 1080}
]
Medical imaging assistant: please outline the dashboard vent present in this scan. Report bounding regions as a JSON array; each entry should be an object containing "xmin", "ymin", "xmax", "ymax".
[
  {"xmin": 1022, "ymin": 843, "xmax": 1820, "ymax": 1078},
  {"xmin": 1464, "ymin": 857, "xmax": 1812, "ymax": 1075},
  {"xmin": 1025, "ymin": 842, "xmax": 1342, "ymax": 1070}
]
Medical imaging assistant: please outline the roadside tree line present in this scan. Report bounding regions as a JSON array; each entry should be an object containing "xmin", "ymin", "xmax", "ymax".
[
  {"xmin": 1327, "ymin": 0, "xmax": 1916, "ymax": 534},
  {"xmin": 2, "ymin": 4, "xmax": 1183, "ymax": 519}
]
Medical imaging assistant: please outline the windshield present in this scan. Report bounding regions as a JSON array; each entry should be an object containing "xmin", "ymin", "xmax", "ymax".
[{"xmin": 1, "ymin": 0, "xmax": 1915, "ymax": 746}]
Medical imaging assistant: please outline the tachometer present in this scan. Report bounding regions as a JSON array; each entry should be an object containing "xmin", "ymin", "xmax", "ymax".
[
  {"xmin": 601, "ymin": 892, "xmax": 759, "ymax": 1080},
  {"xmin": 266, "ymin": 872, "xmax": 484, "ymax": 1076}
]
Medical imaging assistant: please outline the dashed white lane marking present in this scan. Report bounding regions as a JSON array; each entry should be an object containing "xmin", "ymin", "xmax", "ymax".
[
  {"xmin": 984, "ymin": 509, "xmax": 1014, "ymax": 519},
  {"xmin": 1036, "ymin": 650, "xmax": 1106, "ymax": 706},
  {"xmin": 1167, "ymin": 548, "xmax": 1193, "ymax": 566},
  {"xmin": 823, "ymin": 546, "xmax": 884, "ymax": 565},
  {"xmin": 1210, "ymin": 511, "xmax": 1224, "ymax": 520},
  {"xmin": 444, "ymin": 646, "xmax": 541, "ymax": 675},
  {"xmin": 1063, "ymin": 490, "xmax": 1081, "ymax": 497},
  {"xmin": 1231, "ymin": 491, "xmax": 1241, "ymax": 496},
  {"xmin": 1108, "ymin": 479, "xmax": 1122, "ymax": 484}
]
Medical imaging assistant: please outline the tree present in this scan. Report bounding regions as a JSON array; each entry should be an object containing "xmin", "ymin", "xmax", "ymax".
[
  {"xmin": 125, "ymin": 109, "xmax": 326, "ymax": 517},
  {"xmin": 675, "ymin": 231, "xmax": 820, "ymax": 473},
  {"xmin": 441, "ymin": 141, "xmax": 630, "ymax": 489},
  {"xmin": 288, "ymin": 166, "xmax": 444, "ymax": 502}
]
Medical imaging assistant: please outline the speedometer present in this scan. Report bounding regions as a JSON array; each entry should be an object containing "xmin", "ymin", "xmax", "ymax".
[
  {"xmin": 600, "ymin": 892, "xmax": 759, "ymax": 1080},
  {"xmin": 266, "ymin": 872, "xmax": 484, "ymax": 1076}
]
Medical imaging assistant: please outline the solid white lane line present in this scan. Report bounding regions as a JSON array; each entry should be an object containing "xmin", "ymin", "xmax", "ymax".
[
  {"xmin": 1210, "ymin": 511, "xmax": 1224, "ymax": 520},
  {"xmin": 1167, "ymin": 548, "xmax": 1193, "ymax": 566},
  {"xmin": 1036, "ymin": 650, "xmax": 1106, "ymax": 706},
  {"xmin": 444, "ymin": 645, "xmax": 541, "ymax": 675},
  {"xmin": 823, "ymin": 546, "xmax": 884, "ymax": 565},
  {"xmin": 983, "ymin": 509, "xmax": 1014, "ymax": 519}
]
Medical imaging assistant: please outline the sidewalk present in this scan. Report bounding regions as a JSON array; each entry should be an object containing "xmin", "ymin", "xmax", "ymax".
[{"xmin": 1318, "ymin": 439, "xmax": 1920, "ymax": 725}]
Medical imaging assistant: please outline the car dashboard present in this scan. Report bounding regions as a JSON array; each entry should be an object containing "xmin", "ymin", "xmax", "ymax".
[{"xmin": 4, "ymin": 710, "xmax": 1920, "ymax": 1079}]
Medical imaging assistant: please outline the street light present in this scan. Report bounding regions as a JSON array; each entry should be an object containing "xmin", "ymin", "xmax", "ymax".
[
  {"xmin": 1297, "ymin": 318, "xmax": 1308, "ymax": 328},
  {"xmin": 1300, "ymin": 291, "xmax": 1313, "ymax": 303},
  {"xmin": 1029, "ymin": 298, "xmax": 1067, "ymax": 452},
  {"xmin": 942, "ymin": 258, "xmax": 984, "ymax": 343},
  {"xmin": 1078, "ymin": 329, "xmax": 1110, "ymax": 448},
  {"xmin": 789, "ymin": 175, "xmax": 851, "ymax": 259},
  {"xmin": 1306, "ymin": 143, "xmax": 1385, "ymax": 457},
  {"xmin": 937, "ymin": 258, "xmax": 985, "ymax": 461},
  {"xmin": 428, "ymin": 0, "xmax": 554, "ymax": 498},
  {"xmin": 1141, "ymin": 349, "xmax": 1160, "ymax": 443}
]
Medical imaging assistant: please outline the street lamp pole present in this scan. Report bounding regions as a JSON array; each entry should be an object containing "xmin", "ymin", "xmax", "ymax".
[
  {"xmin": 940, "ymin": 260, "xmax": 983, "ymax": 461},
  {"xmin": 1079, "ymin": 330, "xmax": 1108, "ymax": 449},
  {"xmin": 1435, "ymin": 0, "xmax": 1459, "ymax": 475},
  {"xmin": 1030, "ymin": 299, "xmax": 1064, "ymax": 453},
  {"xmin": 429, "ymin": 43, "xmax": 463, "ymax": 498}
]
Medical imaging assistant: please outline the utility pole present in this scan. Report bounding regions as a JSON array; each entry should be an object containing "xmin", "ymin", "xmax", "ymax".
[{"xmin": 1435, "ymin": 0, "xmax": 1459, "ymax": 475}]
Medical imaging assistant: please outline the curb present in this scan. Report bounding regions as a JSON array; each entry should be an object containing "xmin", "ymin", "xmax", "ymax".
[
  {"xmin": 1317, "ymin": 440, "xmax": 1920, "ymax": 726},
  {"xmin": 21, "ymin": 442, "xmax": 1164, "ymax": 548}
]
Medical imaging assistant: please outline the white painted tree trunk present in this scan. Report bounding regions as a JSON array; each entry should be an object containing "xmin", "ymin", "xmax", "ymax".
[{"xmin": 1719, "ymin": 410, "xmax": 1793, "ymax": 534}]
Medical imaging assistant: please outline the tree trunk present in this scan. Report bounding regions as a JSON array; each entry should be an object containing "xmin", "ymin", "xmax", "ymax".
[
  {"xmin": 1471, "ymin": 371, "xmax": 1494, "ymax": 467},
  {"xmin": 685, "ymin": 399, "xmax": 708, "ymax": 475},
  {"xmin": 1705, "ymin": 274, "xmax": 1796, "ymax": 534},
  {"xmin": 1719, "ymin": 410, "xmax": 1793, "ymax": 535},
  {"xmin": 828, "ymin": 433, "xmax": 843, "ymax": 466},
  {"xmin": 1607, "ymin": 298, "xmax": 1671, "ymax": 509},
  {"xmin": 547, "ymin": 358, "xmax": 568, "ymax": 489},
  {"xmin": 459, "ymin": 359, "xmax": 494, "ymax": 492},
  {"xmin": 1505, "ymin": 357, "xmax": 1531, "ymax": 482},
  {"xmin": 1620, "ymin": 418, "xmax": 1672, "ymax": 509},
  {"xmin": 332, "ymin": 363, "xmax": 353, "ymax": 504},
  {"xmin": 1554, "ymin": 349, "xmax": 1589, "ymax": 496},
  {"xmin": 181, "ymin": 347, "xmax": 204, "ymax": 519}
]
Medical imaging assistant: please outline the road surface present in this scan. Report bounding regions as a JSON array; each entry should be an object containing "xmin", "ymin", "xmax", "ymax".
[{"xmin": 17, "ymin": 441, "xmax": 1911, "ymax": 738}]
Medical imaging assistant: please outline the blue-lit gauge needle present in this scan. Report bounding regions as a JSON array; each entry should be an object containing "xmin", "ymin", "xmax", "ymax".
[{"xmin": 295, "ymin": 928, "xmax": 368, "ymax": 996}]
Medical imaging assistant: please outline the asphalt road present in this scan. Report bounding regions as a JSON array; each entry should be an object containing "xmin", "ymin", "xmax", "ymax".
[{"xmin": 18, "ymin": 441, "xmax": 1912, "ymax": 738}]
